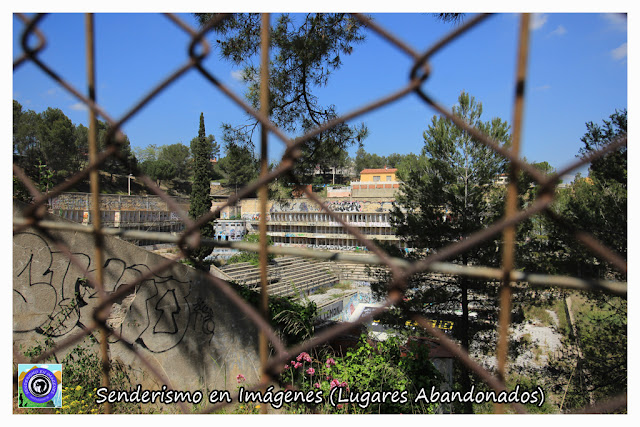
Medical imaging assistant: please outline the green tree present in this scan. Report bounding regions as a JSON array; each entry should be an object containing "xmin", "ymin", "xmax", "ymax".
[
  {"xmin": 158, "ymin": 143, "xmax": 191, "ymax": 181},
  {"xmin": 13, "ymin": 100, "xmax": 43, "ymax": 175},
  {"xmin": 386, "ymin": 92, "xmax": 512, "ymax": 413},
  {"xmin": 189, "ymin": 113, "xmax": 215, "ymax": 263},
  {"xmin": 194, "ymin": 13, "xmax": 368, "ymax": 184},
  {"xmin": 528, "ymin": 110, "xmax": 627, "ymax": 412},
  {"xmin": 354, "ymin": 146, "xmax": 386, "ymax": 174},
  {"xmin": 140, "ymin": 159, "xmax": 177, "ymax": 186},
  {"xmin": 353, "ymin": 147, "xmax": 407, "ymax": 177},
  {"xmin": 95, "ymin": 119, "xmax": 138, "ymax": 180},
  {"xmin": 533, "ymin": 110, "xmax": 627, "ymax": 280},
  {"xmin": 38, "ymin": 107, "xmax": 78, "ymax": 177},
  {"xmin": 189, "ymin": 134, "xmax": 221, "ymax": 180},
  {"xmin": 385, "ymin": 152, "xmax": 407, "ymax": 169},
  {"xmin": 73, "ymin": 124, "xmax": 89, "ymax": 168},
  {"xmin": 219, "ymin": 140, "xmax": 258, "ymax": 192},
  {"xmin": 133, "ymin": 144, "xmax": 160, "ymax": 163},
  {"xmin": 578, "ymin": 109, "xmax": 626, "ymax": 185},
  {"xmin": 194, "ymin": 14, "xmax": 462, "ymax": 185}
]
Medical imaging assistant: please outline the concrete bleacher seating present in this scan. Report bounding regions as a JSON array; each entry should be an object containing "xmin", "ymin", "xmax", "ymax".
[
  {"xmin": 326, "ymin": 261, "xmax": 387, "ymax": 282},
  {"xmin": 219, "ymin": 256, "xmax": 339, "ymax": 299}
]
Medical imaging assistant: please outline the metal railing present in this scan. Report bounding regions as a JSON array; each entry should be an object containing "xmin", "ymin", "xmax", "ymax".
[{"xmin": 13, "ymin": 12, "xmax": 627, "ymax": 414}]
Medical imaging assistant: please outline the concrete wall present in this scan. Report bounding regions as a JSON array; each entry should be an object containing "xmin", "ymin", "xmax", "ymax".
[
  {"xmin": 13, "ymin": 201, "xmax": 260, "ymax": 392},
  {"xmin": 326, "ymin": 187, "xmax": 351, "ymax": 198},
  {"xmin": 49, "ymin": 193, "xmax": 190, "ymax": 213}
]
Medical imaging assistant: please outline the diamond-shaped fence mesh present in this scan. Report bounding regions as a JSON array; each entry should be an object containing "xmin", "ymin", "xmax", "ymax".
[{"xmin": 12, "ymin": 13, "xmax": 627, "ymax": 414}]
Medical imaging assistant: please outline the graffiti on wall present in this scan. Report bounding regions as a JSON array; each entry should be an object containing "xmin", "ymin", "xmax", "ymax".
[
  {"xmin": 269, "ymin": 201, "xmax": 320, "ymax": 213},
  {"xmin": 264, "ymin": 200, "xmax": 395, "ymax": 215},
  {"xmin": 13, "ymin": 232, "xmax": 215, "ymax": 354},
  {"xmin": 326, "ymin": 200, "xmax": 362, "ymax": 212}
]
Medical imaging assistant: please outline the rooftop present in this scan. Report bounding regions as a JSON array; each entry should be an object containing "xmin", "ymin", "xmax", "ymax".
[{"xmin": 360, "ymin": 168, "xmax": 397, "ymax": 174}]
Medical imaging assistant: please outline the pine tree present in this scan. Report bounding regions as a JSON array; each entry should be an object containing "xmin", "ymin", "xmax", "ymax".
[
  {"xmin": 377, "ymin": 92, "xmax": 514, "ymax": 413},
  {"xmin": 189, "ymin": 112, "xmax": 215, "ymax": 263}
]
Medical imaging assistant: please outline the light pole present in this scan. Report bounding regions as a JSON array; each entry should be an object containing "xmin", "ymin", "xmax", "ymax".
[{"xmin": 128, "ymin": 174, "xmax": 133, "ymax": 195}]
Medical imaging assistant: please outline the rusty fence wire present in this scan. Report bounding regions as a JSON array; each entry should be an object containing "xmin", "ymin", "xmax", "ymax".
[{"xmin": 12, "ymin": 12, "xmax": 627, "ymax": 414}]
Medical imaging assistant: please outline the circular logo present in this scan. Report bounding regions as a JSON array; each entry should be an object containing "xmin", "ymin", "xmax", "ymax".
[{"xmin": 22, "ymin": 368, "xmax": 58, "ymax": 404}]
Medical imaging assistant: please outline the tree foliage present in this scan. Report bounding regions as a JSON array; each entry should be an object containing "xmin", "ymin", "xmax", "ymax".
[
  {"xmin": 188, "ymin": 112, "xmax": 215, "ymax": 263},
  {"xmin": 527, "ymin": 109, "xmax": 627, "ymax": 412},
  {"xmin": 158, "ymin": 143, "xmax": 191, "ymax": 181},
  {"xmin": 218, "ymin": 139, "xmax": 259, "ymax": 190},
  {"xmin": 392, "ymin": 92, "xmax": 510, "ymax": 254},
  {"xmin": 140, "ymin": 159, "xmax": 176, "ymax": 186},
  {"xmin": 194, "ymin": 13, "xmax": 368, "ymax": 183},
  {"xmin": 578, "ymin": 109, "xmax": 626, "ymax": 185},
  {"xmin": 12, "ymin": 100, "xmax": 138, "ymax": 187},
  {"xmin": 381, "ymin": 92, "xmax": 514, "ymax": 413},
  {"xmin": 528, "ymin": 109, "xmax": 627, "ymax": 280},
  {"xmin": 353, "ymin": 147, "xmax": 411, "ymax": 176},
  {"xmin": 37, "ymin": 107, "xmax": 78, "ymax": 177}
]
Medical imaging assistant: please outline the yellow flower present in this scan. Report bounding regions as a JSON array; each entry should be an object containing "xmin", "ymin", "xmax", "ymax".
[{"xmin": 75, "ymin": 385, "xmax": 82, "ymax": 390}]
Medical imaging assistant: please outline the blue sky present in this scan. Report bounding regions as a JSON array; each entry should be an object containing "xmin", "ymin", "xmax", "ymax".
[{"xmin": 11, "ymin": 11, "xmax": 627, "ymax": 179}]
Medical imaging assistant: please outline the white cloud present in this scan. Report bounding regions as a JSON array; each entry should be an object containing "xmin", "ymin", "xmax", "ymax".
[
  {"xmin": 549, "ymin": 25, "xmax": 567, "ymax": 37},
  {"xmin": 230, "ymin": 69, "xmax": 244, "ymax": 82},
  {"xmin": 69, "ymin": 102, "xmax": 88, "ymax": 111},
  {"xmin": 602, "ymin": 13, "xmax": 627, "ymax": 32},
  {"xmin": 45, "ymin": 87, "xmax": 58, "ymax": 96},
  {"xmin": 531, "ymin": 14, "xmax": 548, "ymax": 31},
  {"xmin": 611, "ymin": 43, "xmax": 627, "ymax": 61},
  {"xmin": 534, "ymin": 84, "xmax": 551, "ymax": 92}
]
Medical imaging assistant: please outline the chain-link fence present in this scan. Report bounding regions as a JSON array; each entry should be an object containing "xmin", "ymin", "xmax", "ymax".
[{"xmin": 13, "ymin": 13, "xmax": 627, "ymax": 414}]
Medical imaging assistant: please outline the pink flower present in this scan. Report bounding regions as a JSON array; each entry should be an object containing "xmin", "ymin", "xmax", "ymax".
[
  {"xmin": 296, "ymin": 352, "xmax": 312, "ymax": 363},
  {"xmin": 314, "ymin": 382, "xmax": 321, "ymax": 388},
  {"xmin": 306, "ymin": 367, "xmax": 315, "ymax": 376},
  {"xmin": 284, "ymin": 364, "xmax": 289, "ymax": 369},
  {"xmin": 330, "ymin": 379, "xmax": 340, "ymax": 389},
  {"xmin": 292, "ymin": 361, "xmax": 302, "ymax": 369},
  {"xmin": 236, "ymin": 374, "xmax": 246, "ymax": 383},
  {"xmin": 337, "ymin": 404, "xmax": 343, "ymax": 409},
  {"xmin": 325, "ymin": 358, "xmax": 336, "ymax": 367}
]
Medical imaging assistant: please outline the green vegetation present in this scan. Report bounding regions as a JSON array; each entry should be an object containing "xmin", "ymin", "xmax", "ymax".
[
  {"xmin": 188, "ymin": 112, "xmax": 216, "ymax": 264},
  {"xmin": 194, "ymin": 13, "xmax": 368, "ymax": 184},
  {"xmin": 333, "ymin": 282, "xmax": 352, "ymax": 291},
  {"xmin": 385, "ymin": 91, "xmax": 512, "ymax": 413},
  {"xmin": 218, "ymin": 140, "xmax": 258, "ymax": 190},
  {"xmin": 226, "ymin": 233, "xmax": 274, "ymax": 266},
  {"xmin": 524, "ymin": 305, "xmax": 555, "ymax": 327},
  {"xmin": 275, "ymin": 336, "xmax": 440, "ymax": 414},
  {"xmin": 13, "ymin": 100, "xmax": 137, "ymax": 196},
  {"xmin": 546, "ymin": 292, "xmax": 627, "ymax": 412}
]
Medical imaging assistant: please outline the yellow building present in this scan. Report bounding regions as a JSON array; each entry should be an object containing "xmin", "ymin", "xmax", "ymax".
[{"xmin": 360, "ymin": 168, "xmax": 397, "ymax": 182}]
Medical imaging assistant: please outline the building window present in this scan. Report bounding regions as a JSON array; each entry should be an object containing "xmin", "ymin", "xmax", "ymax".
[
  {"xmin": 386, "ymin": 175, "xmax": 391, "ymax": 181},
  {"xmin": 373, "ymin": 176, "xmax": 380, "ymax": 182}
]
